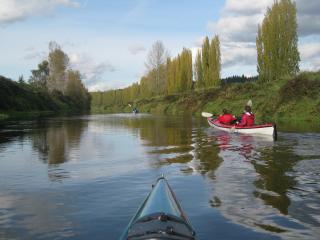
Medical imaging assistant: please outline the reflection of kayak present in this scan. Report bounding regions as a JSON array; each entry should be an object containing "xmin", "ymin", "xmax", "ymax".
[
  {"xmin": 120, "ymin": 176, "xmax": 196, "ymax": 240},
  {"xmin": 208, "ymin": 118, "xmax": 276, "ymax": 137}
]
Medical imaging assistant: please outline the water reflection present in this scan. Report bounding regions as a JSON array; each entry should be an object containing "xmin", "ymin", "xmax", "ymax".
[
  {"xmin": 206, "ymin": 129, "xmax": 319, "ymax": 239},
  {"xmin": 30, "ymin": 119, "xmax": 87, "ymax": 165},
  {"xmin": 252, "ymin": 140, "xmax": 299, "ymax": 215},
  {"xmin": 0, "ymin": 114, "xmax": 319, "ymax": 239},
  {"xmin": 0, "ymin": 119, "xmax": 87, "ymax": 183},
  {"xmin": 106, "ymin": 115, "xmax": 223, "ymax": 175}
]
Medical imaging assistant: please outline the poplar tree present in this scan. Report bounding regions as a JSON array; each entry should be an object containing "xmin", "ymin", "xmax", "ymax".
[
  {"xmin": 166, "ymin": 48, "xmax": 192, "ymax": 94},
  {"xmin": 256, "ymin": 0, "xmax": 300, "ymax": 82},
  {"xmin": 202, "ymin": 37, "xmax": 210, "ymax": 87},
  {"xmin": 197, "ymin": 36, "xmax": 221, "ymax": 89},
  {"xmin": 179, "ymin": 48, "xmax": 193, "ymax": 91},
  {"xmin": 47, "ymin": 41, "xmax": 69, "ymax": 93},
  {"xmin": 210, "ymin": 36, "xmax": 221, "ymax": 87},
  {"xmin": 194, "ymin": 50, "xmax": 204, "ymax": 89},
  {"xmin": 166, "ymin": 58, "xmax": 176, "ymax": 94},
  {"xmin": 145, "ymin": 41, "xmax": 168, "ymax": 95}
]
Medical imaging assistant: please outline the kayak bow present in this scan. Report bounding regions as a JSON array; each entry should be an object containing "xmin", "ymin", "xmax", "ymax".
[{"xmin": 120, "ymin": 176, "xmax": 196, "ymax": 240}]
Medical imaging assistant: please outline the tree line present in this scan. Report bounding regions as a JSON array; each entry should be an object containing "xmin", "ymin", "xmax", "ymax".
[
  {"xmin": 27, "ymin": 42, "xmax": 91, "ymax": 110},
  {"xmin": 92, "ymin": 36, "xmax": 221, "ymax": 108},
  {"xmin": 222, "ymin": 75, "xmax": 258, "ymax": 84},
  {"xmin": 92, "ymin": 0, "xmax": 300, "ymax": 109}
]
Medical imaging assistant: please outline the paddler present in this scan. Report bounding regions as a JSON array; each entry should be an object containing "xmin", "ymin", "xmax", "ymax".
[
  {"xmin": 237, "ymin": 105, "xmax": 255, "ymax": 126},
  {"xmin": 218, "ymin": 109, "xmax": 237, "ymax": 124}
]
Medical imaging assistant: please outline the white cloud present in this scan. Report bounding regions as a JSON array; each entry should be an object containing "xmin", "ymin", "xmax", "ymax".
[
  {"xmin": 69, "ymin": 53, "xmax": 116, "ymax": 91},
  {"xmin": 207, "ymin": 0, "xmax": 272, "ymax": 43},
  {"xmin": 0, "ymin": 0, "xmax": 80, "ymax": 25},
  {"xmin": 221, "ymin": 42, "xmax": 256, "ymax": 67},
  {"xmin": 223, "ymin": 0, "xmax": 271, "ymax": 15},
  {"xmin": 206, "ymin": 0, "xmax": 320, "ymax": 76},
  {"xmin": 128, "ymin": 43, "xmax": 146, "ymax": 55},
  {"xmin": 300, "ymin": 42, "xmax": 320, "ymax": 71},
  {"xmin": 208, "ymin": 14, "xmax": 264, "ymax": 42},
  {"xmin": 193, "ymin": 37, "xmax": 206, "ymax": 47},
  {"xmin": 24, "ymin": 51, "xmax": 46, "ymax": 60},
  {"xmin": 206, "ymin": 0, "xmax": 272, "ymax": 73},
  {"xmin": 298, "ymin": 15, "xmax": 320, "ymax": 36},
  {"xmin": 300, "ymin": 42, "xmax": 320, "ymax": 59},
  {"xmin": 88, "ymin": 81, "xmax": 129, "ymax": 92},
  {"xmin": 295, "ymin": 0, "xmax": 320, "ymax": 36}
]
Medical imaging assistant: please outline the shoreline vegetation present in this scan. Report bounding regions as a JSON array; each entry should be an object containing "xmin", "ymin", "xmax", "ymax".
[
  {"xmin": 2, "ymin": 0, "xmax": 319, "ymax": 123},
  {"xmin": 91, "ymin": 0, "xmax": 319, "ymax": 122},
  {"xmin": 0, "ymin": 42, "xmax": 91, "ymax": 121},
  {"xmin": 91, "ymin": 71, "xmax": 320, "ymax": 122},
  {"xmin": 0, "ymin": 75, "xmax": 89, "ymax": 121}
]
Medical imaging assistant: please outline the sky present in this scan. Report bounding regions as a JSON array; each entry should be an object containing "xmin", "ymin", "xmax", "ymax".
[{"xmin": 0, "ymin": 0, "xmax": 319, "ymax": 91}]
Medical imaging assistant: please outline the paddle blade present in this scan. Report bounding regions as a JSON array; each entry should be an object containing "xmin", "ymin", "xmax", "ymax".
[
  {"xmin": 201, "ymin": 112, "xmax": 213, "ymax": 118},
  {"xmin": 247, "ymin": 99, "xmax": 252, "ymax": 107}
]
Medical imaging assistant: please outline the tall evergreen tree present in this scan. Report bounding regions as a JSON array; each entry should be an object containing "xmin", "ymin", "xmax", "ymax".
[{"xmin": 256, "ymin": 0, "xmax": 300, "ymax": 82}]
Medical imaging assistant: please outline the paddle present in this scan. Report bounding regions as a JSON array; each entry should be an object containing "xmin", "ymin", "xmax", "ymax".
[{"xmin": 201, "ymin": 112, "xmax": 213, "ymax": 118}]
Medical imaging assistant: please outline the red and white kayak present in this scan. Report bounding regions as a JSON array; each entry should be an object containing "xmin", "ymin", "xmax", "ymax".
[{"xmin": 207, "ymin": 118, "xmax": 276, "ymax": 137}]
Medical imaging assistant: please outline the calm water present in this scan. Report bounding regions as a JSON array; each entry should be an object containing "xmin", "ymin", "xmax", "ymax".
[{"xmin": 0, "ymin": 114, "xmax": 319, "ymax": 240}]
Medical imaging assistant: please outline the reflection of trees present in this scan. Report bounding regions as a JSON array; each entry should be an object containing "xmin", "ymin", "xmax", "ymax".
[
  {"xmin": 0, "ymin": 118, "xmax": 87, "ymax": 182},
  {"xmin": 121, "ymin": 116, "xmax": 193, "ymax": 147},
  {"xmin": 252, "ymin": 143, "xmax": 299, "ymax": 215},
  {"xmin": 130, "ymin": 117, "xmax": 221, "ymax": 175},
  {"xmin": 210, "ymin": 131, "xmax": 306, "ymax": 236},
  {"xmin": 30, "ymin": 119, "xmax": 87, "ymax": 181},
  {"xmin": 106, "ymin": 116, "xmax": 222, "ymax": 175},
  {"xmin": 193, "ymin": 129, "xmax": 222, "ymax": 176},
  {"xmin": 31, "ymin": 120, "xmax": 86, "ymax": 164},
  {"xmin": 137, "ymin": 116, "xmax": 195, "ymax": 167}
]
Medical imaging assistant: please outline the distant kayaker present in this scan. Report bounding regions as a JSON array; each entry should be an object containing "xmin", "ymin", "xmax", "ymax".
[
  {"xmin": 237, "ymin": 105, "xmax": 255, "ymax": 126},
  {"xmin": 218, "ymin": 109, "xmax": 237, "ymax": 125},
  {"xmin": 133, "ymin": 107, "xmax": 139, "ymax": 114}
]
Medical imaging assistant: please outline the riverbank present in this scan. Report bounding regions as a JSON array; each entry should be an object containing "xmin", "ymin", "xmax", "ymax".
[
  {"xmin": 91, "ymin": 71, "xmax": 320, "ymax": 122},
  {"xmin": 0, "ymin": 75, "xmax": 90, "ymax": 121}
]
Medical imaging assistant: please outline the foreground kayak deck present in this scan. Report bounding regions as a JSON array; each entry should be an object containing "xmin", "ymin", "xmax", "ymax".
[
  {"xmin": 120, "ymin": 177, "xmax": 195, "ymax": 240},
  {"xmin": 208, "ymin": 118, "xmax": 276, "ymax": 137}
]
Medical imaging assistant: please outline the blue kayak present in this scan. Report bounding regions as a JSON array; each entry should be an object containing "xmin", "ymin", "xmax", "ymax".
[{"xmin": 120, "ymin": 176, "xmax": 196, "ymax": 240}]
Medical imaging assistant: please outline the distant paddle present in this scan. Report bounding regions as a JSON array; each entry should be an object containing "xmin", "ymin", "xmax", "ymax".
[
  {"xmin": 201, "ymin": 112, "xmax": 213, "ymax": 118},
  {"xmin": 247, "ymin": 99, "xmax": 252, "ymax": 107}
]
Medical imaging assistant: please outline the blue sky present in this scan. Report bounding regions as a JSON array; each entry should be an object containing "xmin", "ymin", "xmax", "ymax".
[{"xmin": 0, "ymin": 0, "xmax": 319, "ymax": 91}]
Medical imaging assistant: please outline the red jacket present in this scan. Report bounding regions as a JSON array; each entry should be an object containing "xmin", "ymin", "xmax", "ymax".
[
  {"xmin": 218, "ymin": 114, "xmax": 236, "ymax": 124},
  {"xmin": 238, "ymin": 112, "xmax": 255, "ymax": 126}
]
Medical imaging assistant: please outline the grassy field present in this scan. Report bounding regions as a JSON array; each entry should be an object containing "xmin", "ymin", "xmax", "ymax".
[{"xmin": 91, "ymin": 71, "xmax": 320, "ymax": 122}]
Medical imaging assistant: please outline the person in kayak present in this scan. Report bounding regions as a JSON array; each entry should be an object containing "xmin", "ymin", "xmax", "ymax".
[
  {"xmin": 237, "ymin": 105, "xmax": 255, "ymax": 126},
  {"xmin": 218, "ymin": 109, "xmax": 237, "ymax": 124}
]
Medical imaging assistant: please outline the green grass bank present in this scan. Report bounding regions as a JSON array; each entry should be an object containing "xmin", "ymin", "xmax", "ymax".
[{"xmin": 91, "ymin": 72, "xmax": 320, "ymax": 122}]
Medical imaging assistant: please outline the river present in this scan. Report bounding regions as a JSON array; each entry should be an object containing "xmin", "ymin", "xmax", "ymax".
[{"xmin": 0, "ymin": 114, "xmax": 319, "ymax": 239}]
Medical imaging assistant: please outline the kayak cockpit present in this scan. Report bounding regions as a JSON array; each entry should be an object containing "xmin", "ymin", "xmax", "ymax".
[{"xmin": 127, "ymin": 212, "xmax": 195, "ymax": 240}]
